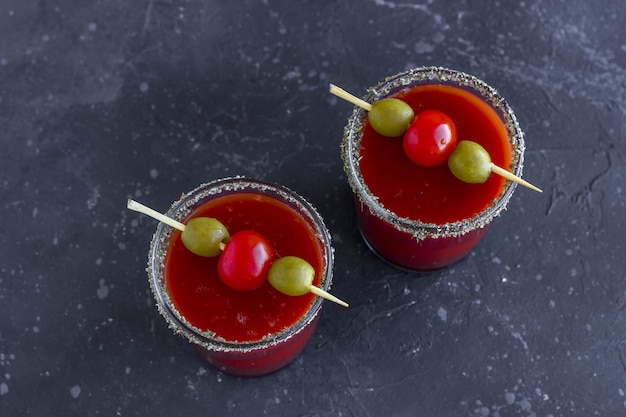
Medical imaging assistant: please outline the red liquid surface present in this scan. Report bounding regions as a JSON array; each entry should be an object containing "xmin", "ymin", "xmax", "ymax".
[
  {"xmin": 359, "ymin": 83, "xmax": 511, "ymax": 224},
  {"xmin": 355, "ymin": 83, "xmax": 513, "ymax": 269},
  {"xmin": 164, "ymin": 193, "xmax": 324, "ymax": 343}
]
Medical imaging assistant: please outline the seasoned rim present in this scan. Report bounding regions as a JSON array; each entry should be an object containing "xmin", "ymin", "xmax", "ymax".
[
  {"xmin": 147, "ymin": 176, "xmax": 334, "ymax": 353},
  {"xmin": 341, "ymin": 66, "xmax": 525, "ymax": 240}
]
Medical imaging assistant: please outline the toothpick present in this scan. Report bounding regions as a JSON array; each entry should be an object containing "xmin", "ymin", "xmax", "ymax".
[
  {"xmin": 309, "ymin": 285, "xmax": 349, "ymax": 308},
  {"xmin": 329, "ymin": 84, "xmax": 372, "ymax": 112},
  {"xmin": 128, "ymin": 199, "xmax": 346, "ymax": 308},
  {"xmin": 127, "ymin": 199, "xmax": 187, "ymax": 231},
  {"xmin": 330, "ymin": 84, "xmax": 541, "ymax": 193},
  {"xmin": 490, "ymin": 164, "xmax": 543, "ymax": 193}
]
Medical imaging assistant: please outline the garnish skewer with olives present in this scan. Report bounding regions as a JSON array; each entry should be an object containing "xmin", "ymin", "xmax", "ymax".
[
  {"xmin": 448, "ymin": 141, "xmax": 542, "ymax": 192},
  {"xmin": 127, "ymin": 199, "xmax": 230, "ymax": 256},
  {"xmin": 268, "ymin": 256, "xmax": 348, "ymax": 307},
  {"xmin": 329, "ymin": 83, "xmax": 542, "ymax": 193},
  {"xmin": 330, "ymin": 84, "xmax": 414, "ymax": 137},
  {"xmin": 127, "ymin": 199, "xmax": 348, "ymax": 306}
]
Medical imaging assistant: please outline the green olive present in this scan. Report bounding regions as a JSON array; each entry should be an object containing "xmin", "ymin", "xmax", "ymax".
[
  {"xmin": 181, "ymin": 217, "xmax": 230, "ymax": 257},
  {"xmin": 447, "ymin": 140, "xmax": 493, "ymax": 184},
  {"xmin": 368, "ymin": 98, "xmax": 415, "ymax": 137},
  {"xmin": 267, "ymin": 256, "xmax": 315, "ymax": 296}
]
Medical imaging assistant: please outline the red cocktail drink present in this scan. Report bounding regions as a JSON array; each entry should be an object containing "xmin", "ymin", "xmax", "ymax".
[
  {"xmin": 341, "ymin": 67, "xmax": 525, "ymax": 270},
  {"xmin": 148, "ymin": 177, "xmax": 334, "ymax": 376}
]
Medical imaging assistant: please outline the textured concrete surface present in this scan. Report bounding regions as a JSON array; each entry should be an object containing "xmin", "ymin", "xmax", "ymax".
[{"xmin": 1, "ymin": 0, "xmax": 625, "ymax": 416}]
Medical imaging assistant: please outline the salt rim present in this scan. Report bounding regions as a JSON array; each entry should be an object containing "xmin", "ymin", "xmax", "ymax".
[
  {"xmin": 340, "ymin": 66, "xmax": 525, "ymax": 240},
  {"xmin": 147, "ymin": 176, "xmax": 334, "ymax": 353}
]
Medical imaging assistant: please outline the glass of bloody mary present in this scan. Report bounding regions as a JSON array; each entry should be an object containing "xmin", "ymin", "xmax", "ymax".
[
  {"xmin": 341, "ymin": 66, "xmax": 525, "ymax": 271},
  {"xmin": 148, "ymin": 177, "xmax": 334, "ymax": 376}
]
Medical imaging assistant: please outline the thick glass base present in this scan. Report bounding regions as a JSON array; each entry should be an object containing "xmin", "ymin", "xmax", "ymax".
[
  {"xmin": 355, "ymin": 200, "xmax": 490, "ymax": 271},
  {"xmin": 191, "ymin": 315, "xmax": 320, "ymax": 377}
]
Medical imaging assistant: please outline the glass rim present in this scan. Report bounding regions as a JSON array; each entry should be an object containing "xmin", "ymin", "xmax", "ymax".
[
  {"xmin": 147, "ymin": 176, "xmax": 334, "ymax": 353},
  {"xmin": 341, "ymin": 66, "xmax": 525, "ymax": 240}
]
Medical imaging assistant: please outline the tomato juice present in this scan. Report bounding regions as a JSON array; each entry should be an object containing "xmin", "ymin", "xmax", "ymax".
[
  {"xmin": 148, "ymin": 178, "xmax": 334, "ymax": 376},
  {"xmin": 342, "ymin": 67, "xmax": 525, "ymax": 270}
]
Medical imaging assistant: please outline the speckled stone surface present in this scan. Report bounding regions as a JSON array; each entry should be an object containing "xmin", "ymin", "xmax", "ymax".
[{"xmin": 1, "ymin": 0, "xmax": 625, "ymax": 416}]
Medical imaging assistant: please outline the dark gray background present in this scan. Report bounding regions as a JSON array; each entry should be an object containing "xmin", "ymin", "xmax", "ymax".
[{"xmin": 1, "ymin": 0, "xmax": 625, "ymax": 416}]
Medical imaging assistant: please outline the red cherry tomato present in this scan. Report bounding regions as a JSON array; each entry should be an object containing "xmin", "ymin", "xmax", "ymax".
[
  {"xmin": 402, "ymin": 109, "xmax": 457, "ymax": 167},
  {"xmin": 217, "ymin": 230, "xmax": 275, "ymax": 291}
]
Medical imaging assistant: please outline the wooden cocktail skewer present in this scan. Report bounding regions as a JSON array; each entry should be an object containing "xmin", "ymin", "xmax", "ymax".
[
  {"xmin": 127, "ymin": 199, "xmax": 347, "ymax": 306},
  {"xmin": 329, "ymin": 84, "xmax": 372, "ymax": 111},
  {"xmin": 127, "ymin": 199, "xmax": 185, "ymax": 231},
  {"xmin": 310, "ymin": 286, "xmax": 348, "ymax": 307},
  {"xmin": 490, "ymin": 165, "xmax": 542, "ymax": 193},
  {"xmin": 329, "ymin": 83, "xmax": 542, "ymax": 193},
  {"xmin": 127, "ymin": 199, "xmax": 228, "ymax": 250}
]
